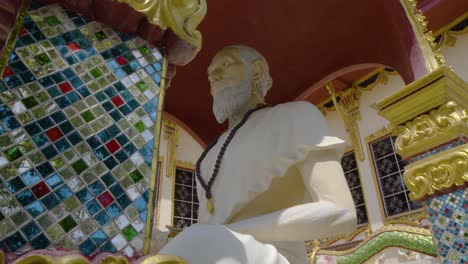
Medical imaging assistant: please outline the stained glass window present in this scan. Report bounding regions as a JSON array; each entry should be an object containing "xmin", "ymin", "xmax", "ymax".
[
  {"xmin": 369, "ymin": 135, "xmax": 422, "ymax": 218},
  {"xmin": 173, "ymin": 168, "xmax": 199, "ymax": 228},
  {"xmin": 341, "ymin": 151, "xmax": 368, "ymax": 225},
  {"xmin": 0, "ymin": 2, "xmax": 163, "ymax": 257}
]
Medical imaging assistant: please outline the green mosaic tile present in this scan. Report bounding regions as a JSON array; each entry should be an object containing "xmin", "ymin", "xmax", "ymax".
[
  {"xmin": 22, "ymin": 96, "xmax": 39, "ymax": 108},
  {"xmin": 17, "ymin": 112, "xmax": 34, "ymax": 123},
  {"xmin": 120, "ymin": 177, "xmax": 133, "ymax": 189},
  {"xmin": 138, "ymin": 46, "xmax": 151, "ymax": 56},
  {"xmin": 0, "ymin": 220, "xmax": 15, "ymax": 237},
  {"xmin": 81, "ymin": 110, "xmax": 96, "ymax": 123},
  {"xmin": 44, "ymin": 15, "xmax": 61, "ymax": 26},
  {"xmin": 35, "ymin": 53, "xmax": 52, "ymax": 65},
  {"xmin": 46, "ymin": 225, "xmax": 65, "ymax": 241},
  {"xmin": 59, "ymin": 215, "xmax": 78, "ymax": 233},
  {"xmin": 51, "ymin": 156, "xmax": 65, "ymax": 169},
  {"xmin": 37, "ymin": 214, "xmax": 54, "ymax": 229},
  {"xmin": 11, "ymin": 210, "xmax": 30, "ymax": 227},
  {"xmin": 71, "ymin": 159, "xmax": 88, "ymax": 175},
  {"xmin": 64, "ymin": 196, "xmax": 80, "ymax": 212},
  {"xmin": 90, "ymin": 68, "xmax": 103, "ymax": 78},
  {"xmin": 5, "ymin": 147, "xmax": 23, "ymax": 162},
  {"xmin": 125, "ymin": 206, "xmax": 139, "ymax": 220},
  {"xmin": 81, "ymin": 219, "xmax": 98, "ymax": 235},
  {"xmin": 129, "ymin": 170, "xmax": 144, "ymax": 183},
  {"xmin": 122, "ymin": 225, "xmax": 137, "ymax": 241},
  {"xmin": 133, "ymin": 121, "xmax": 146, "ymax": 133}
]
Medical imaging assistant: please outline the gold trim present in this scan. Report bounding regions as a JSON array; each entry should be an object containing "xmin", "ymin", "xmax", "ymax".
[
  {"xmin": 392, "ymin": 101, "xmax": 467, "ymax": 158},
  {"xmin": 374, "ymin": 67, "xmax": 468, "ymax": 128},
  {"xmin": 0, "ymin": 0, "xmax": 30, "ymax": 76},
  {"xmin": 155, "ymin": 156, "xmax": 164, "ymax": 230},
  {"xmin": 400, "ymin": 0, "xmax": 445, "ymax": 70},
  {"xmin": 434, "ymin": 12, "xmax": 468, "ymax": 49},
  {"xmin": 115, "ymin": 0, "xmax": 207, "ymax": 49},
  {"xmin": 404, "ymin": 144, "xmax": 468, "ymax": 201},
  {"xmin": 144, "ymin": 56, "xmax": 168, "ymax": 255},
  {"xmin": 365, "ymin": 128, "xmax": 425, "ymax": 222},
  {"xmin": 317, "ymin": 67, "xmax": 394, "ymax": 116},
  {"xmin": 163, "ymin": 118, "xmax": 180, "ymax": 177},
  {"xmin": 8, "ymin": 254, "xmax": 187, "ymax": 264},
  {"xmin": 326, "ymin": 83, "xmax": 365, "ymax": 161},
  {"xmin": 385, "ymin": 209, "xmax": 426, "ymax": 226}
]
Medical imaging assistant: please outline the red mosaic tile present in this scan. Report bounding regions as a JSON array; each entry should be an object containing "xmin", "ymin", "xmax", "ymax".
[
  {"xmin": 115, "ymin": 56, "xmax": 127, "ymax": 65},
  {"xmin": 67, "ymin": 42, "xmax": 81, "ymax": 52},
  {"xmin": 97, "ymin": 191, "xmax": 115, "ymax": 207},
  {"xmin": 46, "ymin": 127, "xmax": 64, "ymax": 142},
  {"xmin": 31, "ymin": 181, "xmax": 50, "ymax": 198},
  {"xmin": 2, "ymin": 66, "xmax": 14, "ymax": 78},
  {"xmin": 105, "ymin": 139, "xmax": 120, "ymax": 154},
  {"xmin": 58, "ymin": 82, "xmax": 73, "ymax": 93},
  {"xmin": 111, "ymin": 95, "xmax": 124, "ymax": 107},
  {"xmin": 19, "ymin": 26, "xmax": 28, "ymax": 36}
]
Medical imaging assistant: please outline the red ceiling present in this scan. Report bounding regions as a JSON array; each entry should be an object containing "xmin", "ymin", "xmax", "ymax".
[{"xmin": 164, "ymin": 0, "xmax": 467, "ymax": 144}]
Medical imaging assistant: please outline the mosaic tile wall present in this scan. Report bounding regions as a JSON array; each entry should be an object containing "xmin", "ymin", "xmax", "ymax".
[
  {"xmin": 0, "ymin": 2, "xmax": 163, "ymax": 257},
  {"xmin": 341, "ymin": 151, "xmax": 368, "ymax": 226},
  {"xmin": 426, "ymin": 188, "xmax": 468, "ymax": 264},
  {"xmin": 369, "ymin": 135, "xmax": 422, "ymax": 218},
  {"xmin": 173, "ymin": 168, "xmax": 199, "ymax": 228}
]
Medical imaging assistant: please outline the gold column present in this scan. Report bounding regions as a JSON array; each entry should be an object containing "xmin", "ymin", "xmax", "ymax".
[
  {"xmin": 163, "ymin": 118, "xmax": 180, "ymax": 178},
  {"xmin": 373, "ymin": 66, "xmax": 467, "ymax": 262}
]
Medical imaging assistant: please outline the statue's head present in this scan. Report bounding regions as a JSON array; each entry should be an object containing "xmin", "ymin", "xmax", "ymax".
[{"xmin": 208, "ymin": 45, "xmax": 273, "ymax": 123}]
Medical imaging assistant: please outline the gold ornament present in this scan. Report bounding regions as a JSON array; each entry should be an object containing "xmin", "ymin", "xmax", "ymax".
[{"xmin": 207, "ymin": 198, "xmax": 215, "ymax": 214}]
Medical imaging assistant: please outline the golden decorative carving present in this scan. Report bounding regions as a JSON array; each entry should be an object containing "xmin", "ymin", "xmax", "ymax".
[
  {"xmin": 317, "ymin": 67, "xmax": 395, "ymax": 116},
  {"xmin": 163, "ymin": 118, "xmax": 180, "ymax": 178},
  {"xmin": 403, "ymin": 144, "xmax": 468, "ymax": 201},
  {"xmin": 116, "ymin": 0, "xmax": 207, "ymax": 49},
  {"xmin": 400, "ymin": 0, "xmax": 445, "ymax": 70},
  {"xmin": 392, "ymin": 101, "xmax": 467, "ymax": 158},
  {"xmin": 326, "ymin": 83, "xmax": 365, "ymax": 161},
  {"xmin": 7, "ymin": 253, "xmax": 187, "ymax": 264},
  {"xmin": 307, "ymin": 225, "xmax": 370, "ymax": 249},
  {"xmin": 0, "ymin": 0, "xmax": 30, "ymax": 76},
  {"xmin": 385, "ymin": 209, "xmax": 426, "ymax": 226},
  {"xmin": 374, "ymin": 67, "xmax": 468, "ymax": 128}
]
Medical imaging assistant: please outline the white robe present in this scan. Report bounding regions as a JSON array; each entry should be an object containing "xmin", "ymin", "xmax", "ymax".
[{"xmin": 160, "ymin": 102, "xmax": 344, "ymax": 264}]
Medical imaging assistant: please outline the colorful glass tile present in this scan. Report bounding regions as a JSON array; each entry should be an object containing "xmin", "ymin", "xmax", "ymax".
[
  {"xmin": 0, "ymin": 1, "xmax": 162, "ymax": 257},
  {"xmin": 427, "ymin": 189, "xmax": 468, "ymax": 264}
]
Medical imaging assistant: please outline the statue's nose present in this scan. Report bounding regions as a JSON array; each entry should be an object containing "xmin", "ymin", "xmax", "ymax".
[{"xmin": 208, "ymin": 74, "xmax": 222, "ymax": 83}]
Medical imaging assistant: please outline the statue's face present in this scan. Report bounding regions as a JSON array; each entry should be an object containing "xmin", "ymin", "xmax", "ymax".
[
  {"xmin": 208, "ymin": 48, "xmax": 248, "ymax": 96},
  {"xmin": 208, "ymin": 47, "xmax": 252, "ymax": 123}
]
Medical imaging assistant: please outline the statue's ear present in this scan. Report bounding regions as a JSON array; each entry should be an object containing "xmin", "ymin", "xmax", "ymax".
[{"xmin": 252, "ymin": 59, "xmax": 265, "ymax": 83}]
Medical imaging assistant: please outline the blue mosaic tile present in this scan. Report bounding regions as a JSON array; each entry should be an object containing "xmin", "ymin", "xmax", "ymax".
[{"xmin": 0, "ymin": 1, "xmax": 161, "ymax": 257}]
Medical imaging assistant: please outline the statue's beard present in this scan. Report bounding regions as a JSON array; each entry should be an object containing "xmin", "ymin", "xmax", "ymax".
[{"xmin": 212, "ymin": 80, "xmax": 252, "ymax": 124}]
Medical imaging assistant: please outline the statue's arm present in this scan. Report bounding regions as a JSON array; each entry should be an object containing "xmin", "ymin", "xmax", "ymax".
[{"xmin": 226, "ymin": 149, "xmax": 357, "ymax": 241}]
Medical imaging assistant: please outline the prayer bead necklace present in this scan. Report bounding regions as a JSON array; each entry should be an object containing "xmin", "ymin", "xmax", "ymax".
[{"xmin": 195, "ymin": 104, "xmax": 269, "ymax": 215}]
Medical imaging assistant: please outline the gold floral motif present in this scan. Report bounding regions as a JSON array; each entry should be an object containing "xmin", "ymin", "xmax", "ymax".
[
  {"xmin": 392, "ymin": 101, "xmax": 467, "ymax": 158},
  {"xmin": 116, "ymin": 0, "xmax": 207, "ymax": 49},
  {"xmin": 403, "ymin": 144, "xmax": 468, "ymax": 201},
  {"xmin": 306, "ymin": 225, "xmax": 370, "ymax": 250},
  {"xmin": 326, "ymin": 84, "xmax": 365, "ymax": 161}
]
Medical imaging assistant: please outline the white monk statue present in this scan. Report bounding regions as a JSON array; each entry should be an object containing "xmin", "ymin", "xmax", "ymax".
[{"xmin": 159, "ymin": 45, "xmax": 357, "ymax": 263}]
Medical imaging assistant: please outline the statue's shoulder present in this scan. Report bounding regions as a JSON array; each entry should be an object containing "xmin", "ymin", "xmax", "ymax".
[{"xmin": 268, "ymin": 101, "xmax": 321, "ymax": 118}]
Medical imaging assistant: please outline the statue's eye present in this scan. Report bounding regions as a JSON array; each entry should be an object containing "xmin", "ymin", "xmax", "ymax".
[{"xmin": 223, "ymin": 62, "xmax": 230, "ymax": 67}]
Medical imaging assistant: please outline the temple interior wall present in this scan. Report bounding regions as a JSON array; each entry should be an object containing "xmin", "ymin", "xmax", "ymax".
[{"xmin": 153, "ymin": 33, "xmax": 467, "ymax": 245}]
